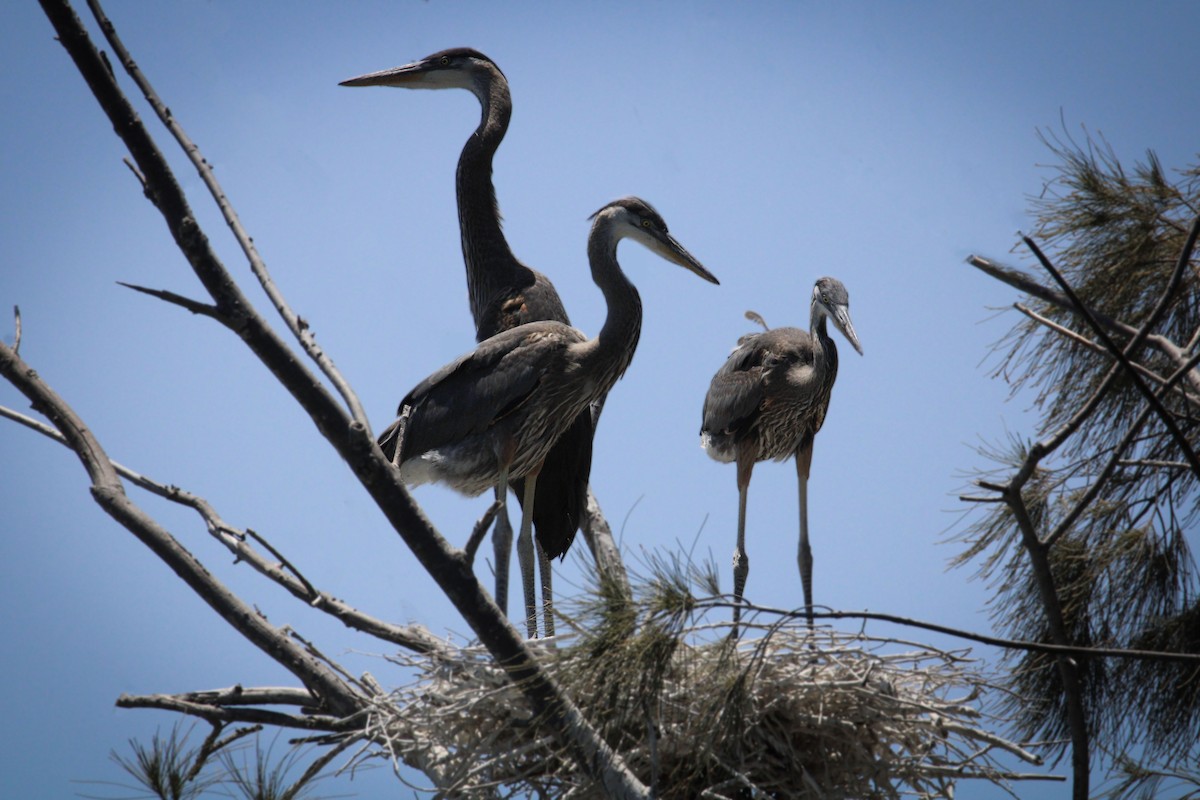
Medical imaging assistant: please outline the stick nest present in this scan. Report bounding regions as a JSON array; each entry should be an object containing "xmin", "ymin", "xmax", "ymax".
[{"xmin": 363, "ymin": 569, "xmax": 1044, "ymax": 798}]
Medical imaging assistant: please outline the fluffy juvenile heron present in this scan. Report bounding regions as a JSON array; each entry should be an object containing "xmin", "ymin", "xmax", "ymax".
[
  {"xmin": 379, "ymin": 197, "xmax": 718, "ymax": 637},
  {"xmin": 341, "ymin": 49, "xmax": 592, "ymax": 629},
  {"xmin": 701, "ymin": 277, "xmax": 862, "ymax": 632}
]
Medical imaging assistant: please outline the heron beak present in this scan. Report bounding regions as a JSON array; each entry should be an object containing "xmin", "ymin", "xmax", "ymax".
[
  {"xmin": 652, "ymin": 232, "xmax": 720, "ymax": 285},
  {"xmin": 339, "ymin": 61, "xmax": 428, "ymax": 88},
  {"xmin": 831, "ymin": 305, "xmax": 863, "ymax": 355}
]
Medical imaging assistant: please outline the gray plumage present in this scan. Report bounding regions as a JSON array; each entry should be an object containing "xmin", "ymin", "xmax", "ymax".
[
  {"xmin": 378, "ymin": 198, "xmax": 718, "ymax": 634},
  {"xmin": 341, "ymin": 48, "xmax": 568, "ymax": 347},
  {"xmin": 341, "ymin": 48, "xmax": 591, "ymax": 636},
  {"xmin": 701, "ymin": 277, "xmax": 862, "ymax": 632}
]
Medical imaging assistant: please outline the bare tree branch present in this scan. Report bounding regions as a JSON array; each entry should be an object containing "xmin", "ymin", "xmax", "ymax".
[
  {"xmin": 280, "ymin": 734, "xmax": 362, "ymax": 800},
  {"xmin": 1043, "ymin": 345, "xmax": 1200, "ymax": 548},
  {"xmin": 116, "ymin": 693, "xmax": 355, "ymax": 733},
  {"xmin": 33, "ymin": 2, "xmax": 649, "ymax": 794},
  {"xmin": 996, "ymin": 483, "xmax": 1090, "ymax": 800},
  {"xmin": 0, "ymin": 401, "xmax": 449, "ymax": 655},
  {"xmin": 967, "ymin": 253, "xmax": 1200, "ymax": 394},
  {"xmin": 117, "ymin": 281, "xmax": 220, "ymax": 318},
  {"xmin": 580, "ymin": 487, "xmax": 633, "ymax": 601},
  {"xmin": 0, "ymin": 338, "xmax": 366, "ymax": 717},
  {"xmin": 1022, "ymin": 234, "xmax": 1200, "ymax": 481},
  {"xmin": 1014, "ymin": 302, "xmax": 1200, "ymax": 409},
  {"xmin": 187, "ymin": 723, "xmax": 263, "ymax": 784},
  {"xmin": 464, "ymin": 499, "xmax": 501, "ymax": 565},
  {"xmin": 84, "ymin": 0, "xmax": 371, "ymax": 431},
  {"xmin": 744, "ymin": 603, "xmax": 1200, "ymax": 665}
]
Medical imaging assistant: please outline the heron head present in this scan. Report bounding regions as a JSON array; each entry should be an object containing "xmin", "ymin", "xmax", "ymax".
[
  {"xmin": 812, "ymin": 277, "xmax": 863, "ymax": 355},
  {"xmin": 589, "ymin": 197, "xmax": 719, "ymax": 285},
  {"xmin": 339, "ymin": 47, "xmax": 502, "ymax": 99}
]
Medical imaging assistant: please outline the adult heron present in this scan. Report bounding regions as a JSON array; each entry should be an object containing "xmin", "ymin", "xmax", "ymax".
[
  {"xmin": 701, "ymin": 277, "xmax": 862, "ymax": 632},
  {"xmin": 341, "ymin": 49, "xmax": 592, "ymax": 629},
  {"xmin": 379, "ymin": 197, "xmax": 718, "ymax": 637}
]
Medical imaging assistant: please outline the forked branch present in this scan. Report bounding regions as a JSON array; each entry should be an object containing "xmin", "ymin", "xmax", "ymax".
[
  {"xmin": 32, "ymin": 1, "xmax": 649, "ymax": 794},
  {"xmin": 85, "ymin": 0, "xmax": 370, "ymax": 430},
  {"xmin": 0, "ymin": 402, "xmax": 448, "ymax": 655},
  {"xmin": 1022, "ymin": 234, "xmax": 1200, "ymax": 481},
  {"xmin": 0, "ymin": 338, "xmax": 366, "ymax": 718}
]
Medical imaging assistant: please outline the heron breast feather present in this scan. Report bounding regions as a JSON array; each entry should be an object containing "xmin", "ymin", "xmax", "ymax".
[{"xmin": 783, "ymin": 360, "xmax": 816, "ymax": 389}]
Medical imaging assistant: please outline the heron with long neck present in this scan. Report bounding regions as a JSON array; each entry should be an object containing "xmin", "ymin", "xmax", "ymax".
[
  {"xmin": 701, "ymin": 277, "xmax": 862, "ymax": 633},
  {"xmin": 341, "ymin": 49, "xmax": 592, "ymax": 633},
  {"xmin": 379, "ymin": 198, "xmax": 717, "ymax": 637}
]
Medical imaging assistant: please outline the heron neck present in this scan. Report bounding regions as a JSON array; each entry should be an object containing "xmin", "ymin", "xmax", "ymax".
[
  {"xmin": 811, "ymin": 310, "xmax": 840, "ymax": 383},
  {"xmin": 456, "ymin": 74, "xmax": 525, "ymax": 327},
  {"xmin": 584, "ymin": 223, "xmax": 643, "ymax": 384}
]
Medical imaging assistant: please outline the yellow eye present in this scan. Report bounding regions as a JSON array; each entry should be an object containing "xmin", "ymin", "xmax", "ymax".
[
  {"xmin": 439, "ymin": 56, "xmax": 450, "ymax": 66},
  {"xmin": 641, "ymin": 219, "xmax": 651, "ymax": 228}
]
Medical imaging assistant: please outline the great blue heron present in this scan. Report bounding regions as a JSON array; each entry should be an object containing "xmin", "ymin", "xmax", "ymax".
[
  {"xmin": 701, "ymin": 277, "xmax": 862, "ymax": 632},
  {"xmin": 378, "ymin": 197, "xmax": 718, "ymax": 637},
  {"xmin": 340, "ymin": 48, "xmax": 592, "ymax": 633}
]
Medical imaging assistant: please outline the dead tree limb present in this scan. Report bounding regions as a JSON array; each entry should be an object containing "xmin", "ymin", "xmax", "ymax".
[
  {"xmin": 85, "ymin": 0, "xmax": 370, "ymax": 431},
  {"xmin": 1022, "ymin": 234, "xmax": 1200, "ymax": 481},
  {"xmin": 967, "ymin": 253, "xmax": 1200, "ymax": 395},
  {"xmin": 0, "ymin": 338, "xmax": 366, "ymax": 719},
  {"xmin": 33, "ymin": 1, "xmax": 648, "ymax": 794},
  {"xmin": 0, "ymin": 402, "xmax": 448, "ymax": 656}
]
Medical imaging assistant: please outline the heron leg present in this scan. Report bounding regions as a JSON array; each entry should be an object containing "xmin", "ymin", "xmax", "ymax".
[
  {"xmin": 732, "ymin": 453, "xmax": 754, "ymax": 637},
  {"xmin": 516, "ymin": 470, "xmax": 539, "ymax": 638},
  {"xmin": 796, "ymin": 443, "xmax": 814, "ymax": 628},
  {"xmin": 537, "ymin": 541, "xmax": 555, "ymax": 640},
  {"xmin": 491, "ymin": 483, "xmax": 513, "ymax": 616}
]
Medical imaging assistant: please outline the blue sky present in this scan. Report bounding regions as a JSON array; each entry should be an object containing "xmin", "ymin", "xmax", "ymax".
[{"xmin": 3, "ymin": 1, "xmax": 1198, "ymax": 797}]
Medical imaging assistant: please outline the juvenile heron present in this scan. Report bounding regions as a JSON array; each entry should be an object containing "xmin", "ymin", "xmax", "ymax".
[
  {"xmin": 341, "ymin": 49, "xmax": 592, "ymax": 629},
  {"xmin": 379, "ymin": 197, "xmax": 718, "ymax": 637},
  {"xmin": 701, "ymin": 277, "xmax": 862, "ymax": 631}
]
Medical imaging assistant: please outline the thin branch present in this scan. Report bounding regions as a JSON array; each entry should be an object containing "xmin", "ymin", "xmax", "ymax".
[
  {"xmin": 0, "ymin": 337, "xmax": 365, "ymax": 717},
  {"xmin": 1023, "ymin": 234, "xmax": 1200, "ymax": 481},
  {"xmin": 938, "ymin": 720, "xmax": 1047, "ymax": 766},
  {"xmin": 959, "ymin": 493, "xmax": 1008, "ymax": 504},
  {"xmin": 281, "ymin": 734, "xmax": 361, "ymax": 800},
  {"xmin": 120, "ymin": 155, "xmax": 147, "ymax": 191},
  {"xmin": 1043, "ymin": 345, "xmax": 1200, "ymax": 548},
  {"xmin": 0, "ymin": 401, "xmax": 450, "ymax": 656},
  {"xmin": 36, "ymin": 4, "xmax": 648, "ymax": 794},
  {"xmin": 735, "ymin": 604, "xmax": 1200, "ymax": 664},
  {"xmin": 464, "ymin": 500, "xmax": 501, "ymax": 565},
  {"xmin": 85, "ymin": 0, "xmax": 371, "ymax": 431},
  {"xmin": 175, "ymin": 686, "xmax": 325, "ymax": 708},
  {"xmin": 1013, "ymin": 360, "xmax": 1116, "ymax": 490},
  {"xmin": 967, "ymin": 254, "xmax": 1200, "ymax": 394},
  {"xmin": 1014, "ymin": 302, "xmax": 1200, "ymax": 409},
  {"xmin": 187, "ymin": 723, "xmax": 264, "ymax": 783},
  {"xmin": 1119, "ymin": 459, "xmax": 1190, "ymax": 469},
  {"xmin": 117, "ymin": 281, "xmax": 221, "ymax": 318},
  {"xmin": 243, "ymin": 527, "xmax": 319, "ymax": 599},
  {"xmin": 968, "ymin": 254, "xmax": 1129, "ymax": 332},
  {"xmin": 185, "ymin": 723, "xmax": 227, "ymax": 784},
  {"xmin": 116, "ymin": 693, "xmax": 356, "ymax": 732},
  {"xmin": 580, "ymin": 487, "xmax": 633, "ymax": 602}
]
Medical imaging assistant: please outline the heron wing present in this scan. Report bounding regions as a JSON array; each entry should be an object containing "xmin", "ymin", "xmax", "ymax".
[
  {"xmin": 702, "ymin": 328, "xmax": 816, "ymax": 436},
  {"xmin": 701, "ymin": 335, "xmax": 770, "ymax": 436},
  {"xmin": 392, "ymin": 321, "xmax": 582, "ymax": 459}
]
